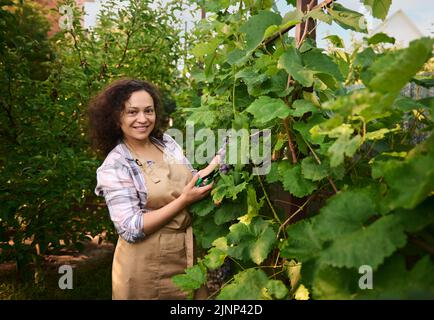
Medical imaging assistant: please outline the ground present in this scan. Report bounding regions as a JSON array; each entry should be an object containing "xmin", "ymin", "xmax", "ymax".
[{"xmin": 0, "ymin": 236, "xmax": 114, "ymax": 300}]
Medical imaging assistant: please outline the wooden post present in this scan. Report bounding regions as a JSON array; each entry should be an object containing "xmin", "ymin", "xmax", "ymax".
[{"xmin": 295, "ymin": 0, "xmax": 318, "ymax": 46}]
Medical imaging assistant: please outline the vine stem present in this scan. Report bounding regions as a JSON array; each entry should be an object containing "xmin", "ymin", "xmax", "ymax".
[
  {"xmin": 407, "ymin": 234, "xmax": 434, "ymax": 255},
  {"xmin": 232, "ymin": 66, "xmax": 237, "ymax": 117},
  {"xmin": 301, "ymin": 134, "xmax": 339, "ymax": 194},
  {"xmin": 257, "ymin": 175, "xmax": 281, "ymax": 224},
  {"xmin": 262, "ymin": 0, "xmax": 333, "ymax": 46},
  {"xmin": 283, "ymin": 117, "xmax": 298, "ymax": 164},
  {"xmin": 228, "ymin": 256, "xmax": 245, "ymax": 271},
  {"xmin": 276, "ymin": 195, "xmax": 314, "ymax": 240}
]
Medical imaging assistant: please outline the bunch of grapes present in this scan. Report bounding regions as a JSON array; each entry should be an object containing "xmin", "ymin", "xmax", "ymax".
[
  {"xmin": 206, "ymin": 259, "xmax": 232, "ymax": 295},
  {"xmin": 219, "ymin": 164, "xmax": 231, "ymax": 174}
]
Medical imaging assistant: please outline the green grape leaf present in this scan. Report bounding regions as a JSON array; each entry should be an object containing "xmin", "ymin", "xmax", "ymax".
[
  {"xmin": 312, "ymin": 265, "xmax": 359, "ymax": 299},
  {"xmin": 204, "ymin": 247, "xmax": 227, "ymax": 270},
  {"xmin": 264, "ymin": 280, "xmax": 289, "ymax": 299},
  {"xmin": 280, "ymin": 219, "xmax": 323, "ymax": 262},
  {"xmin": 320, "ymin": 215, "xmax": 407, "ymax": 269},
  {"xmin": 184, "ymin": 106, "xmax": 217, "ymax": 126},
  {"xmin": 362, "ymin": 0, "xmax": 392, "ymax": 20},
  {"xmin": 172, "ymin": 263, "xmax": 207, "ymax": 292},
  {"xmin": 227, "ymin": 217, "xmax": 276, "ymax": 265},
  {"xmin": 302, "ymin": 48, "xmax": 344, "ymax": 81},
  {"xmin": 214, "ymin": 199, "xmax": 247, "ymax": 225},
  {"xmin": 365, "ymin": 32, "xmax": 395, "ymax": 45},
  {"xmin": 307, "ymin": 7, "xmax": 332, "ymax": 25},
  {"xmin": 281, "ymin": 163, "xmax": 317, "ymax": 197},
  {"xmin": 293, "ymin": 113, "xmax": 327, "ymax": 145},
  {"xmin": 301, "ymin": 156, "xmax": 329, "ymax": 181},
  {"xmin": 382, "ymin": 155, "xmax": 434, "ymax": 211},
  {"xmin": 217, "ymin": 268, "xmax": 269, "ymax": 300},
  {"xmin": 314, "ymin": 188, "xmax": 378, "ymax": 241},
  {"xmin": 290, "ymin": 99, "xmax": 318, "ymax": 117},
  {"xmin": 328, "ymin": 134, "xmax": 362, "ymax": 167},
  {"xmin": 395, "ymin": 199, "xmax": 434, "ymax": 234},
  {"xmin": 372, "ymin": 135, "xmax": 434, "ymax": 211},
  {"xmin": 240, "ymin": 10, "xmax": 282, "ymax": 52},
  {"xmin": 245, "ymin": 96, "xmax": 290, "ymax": 124},
  {"xmin": 278, "ymin": 46, "xmax": 314, "ymax": 87},
  {"xmin": 356, "ymin": 254, "xmax": 434, "ymax": 299},
  {"xmin": 393, "ymin": 95, "xmax": 429, "ymax": 112},
  {"xmin": 328, "ymin": 3, "xmax": 367, "ymax": 33},
  {"xmin": 211, "ymin": 174, "xmax": 247, "ymax": 203},
  {"xmin": 266, "ymin": 161, "xmax": 280, "ymax": 184},
  {"xmin": 369, "ymin": 37, "xmax": 434, "ymax": 94},
  {"xmin": 191, "ymin": 37, "xmax": 222, "ymax": 58},
  {"xmin": 194, "ymin": 216, "xmax": 229, "ymax": 249},
  {"xmin": 411, "ymin": 77, "xmax": 434, "ymax": 89},
  {"xmin": 324, "ymin": 35, "xmax": 344, "ymax": 48},
  {"xmin": 190, "ymin": 198, "xmax": 216, "ymax": 217},
  {"xmin": 239, "ymin": 185, "xmax": 263, "ymax": 225}
]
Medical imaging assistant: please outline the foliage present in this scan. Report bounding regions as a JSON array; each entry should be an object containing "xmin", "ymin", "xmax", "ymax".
[
  {"xmin": 172, "ymin": 0, "xmax": 434, "ymax": 299},
  {"xmin": 0, "ymin": 0, "xmax": 187, "ymax": 282}
]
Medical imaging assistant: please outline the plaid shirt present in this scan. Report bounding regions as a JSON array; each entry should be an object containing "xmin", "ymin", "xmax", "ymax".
[{"xmin": 94, "ymin": 133, "xmax": 226, "ymax": 243}]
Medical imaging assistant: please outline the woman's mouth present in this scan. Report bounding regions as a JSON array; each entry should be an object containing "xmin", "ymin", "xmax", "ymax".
[{"xmin": 133, "ymin": 126, "xmax": 149, "ymax": 132}]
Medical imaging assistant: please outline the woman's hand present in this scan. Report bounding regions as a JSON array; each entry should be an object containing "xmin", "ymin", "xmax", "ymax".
[
  {"xmin": 197, "ymin": 154, "xmax": 221, "ymax": 178},
  {"xmin": 179, "ymin": 174, "xmax": 214, "ymax": 206}
]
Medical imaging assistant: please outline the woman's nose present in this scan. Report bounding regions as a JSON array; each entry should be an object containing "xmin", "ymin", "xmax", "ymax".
[{"xmin": 137, "ymin": 111, "xmax": 148, "ymax": 122}]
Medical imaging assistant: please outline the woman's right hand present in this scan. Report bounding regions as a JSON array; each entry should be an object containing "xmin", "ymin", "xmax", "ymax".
[{"xmin": 180, "ymin": 174, "xmax": 214, "ymax": 206}]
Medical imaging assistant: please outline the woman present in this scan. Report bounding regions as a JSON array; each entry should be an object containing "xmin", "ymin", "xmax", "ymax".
[{"xmin": 88, "ymin": 79, "xmax": 221, "ymax": 299}]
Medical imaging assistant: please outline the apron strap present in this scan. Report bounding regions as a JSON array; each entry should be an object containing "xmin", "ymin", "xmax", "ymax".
[{"xmin": 185, "ymin": 225, "xmax": 194, "ymax": 268}]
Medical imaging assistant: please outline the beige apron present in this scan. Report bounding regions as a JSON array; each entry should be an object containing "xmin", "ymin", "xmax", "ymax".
[{"xmin": 111, "ymin": 146, "xmax": 197, "ymax": 300}]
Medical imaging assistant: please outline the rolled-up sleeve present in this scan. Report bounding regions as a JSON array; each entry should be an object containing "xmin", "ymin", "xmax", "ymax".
[{"xmin": 95, "ymin": 164, "xmax": 146, "ymax": 243}]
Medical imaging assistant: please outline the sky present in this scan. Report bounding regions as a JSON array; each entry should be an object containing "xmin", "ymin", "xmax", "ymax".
[
  {"xmin": 274, "ymin": 0, "xmax": 434, "ymax": 48},
  {"xmin": 84, "ymin": 0, "xmax": 433, "ymax": 49}
]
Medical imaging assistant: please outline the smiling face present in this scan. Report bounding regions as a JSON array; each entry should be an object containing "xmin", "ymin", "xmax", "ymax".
[{"xmin": 120, "ymin": 90, "xmax": 156, "ymax": 145}]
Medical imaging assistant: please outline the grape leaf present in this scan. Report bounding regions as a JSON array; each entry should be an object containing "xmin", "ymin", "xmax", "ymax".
[
  {"xmin": 264, "ymin": 280, "xmax": 289, "ymax": 299},
  {"xmin": 172, "ymin": 263, "xmax": 207, "ymax": 292},
  {"xmin": 216, "ymin": 268, "xmax": 268, "ymax": 300},
  {"xmin": 240, "ymin": 10, "xmax": 282, "ymax": 52},
  {"xmin": 366, "ymin": 32, "xmax": 395, "ymax": 45},
  {"xmin": 320, "ymin": 215, "xmax": 407, "ymax": 269},
  {"xmin": 369, "ymin": 37, "xmax": 434, "ymax": 94},
  {"xmin": 302, "ymin": 49, "xmax": 344, "ymax": 81},
  {"xmin": 324, "ymin": 35, "xmax": 344, "ymax": 48},
  {"xmin": 356, "ymin": 254, "xmax": 434, "ymax": 299},
  {"xmin": 227, "ymin": 217, "xmax": 276, "ymax": 265},
  {"xmin": 214, "ymin": 199, "xmax": 247, "ymax": 225},
  {"xmin": 328, "ymin": 134, "xmax": 362, "ymax": 167},
  {"xmin": 290, "ymin": 99, "xmax": 318, "ymax": 117},
  {"xmin": 190, "ymin": 198, "xmax": 216, "ymax": 217},
  {"xmin": 281, "ymin": 163, "xmax": 317, "ymax": 197},
  {"xmin": 280, "ymin": 219, "xmax": 323, "ymax": 262},
  {"xmin": 312, "ymin": 265, "xmax": 359, "ymax": 299},
  {"xmin": 362, "ymin": 0, "xmax": 392, "ymax": 20},
  {"xmin": 328, "ymin": 3, "xmax": 367, "ymax": 33},
  {"xmin": 278, "ymin": 46, "xmax": 314, "ymax": 87},
  {"xmin": 301, "ymin": 156, "xmax": 329, "ymax": 181},
  {"xmin": 245, "ymin": 96, "xmax": 291, "ymax": 124}
]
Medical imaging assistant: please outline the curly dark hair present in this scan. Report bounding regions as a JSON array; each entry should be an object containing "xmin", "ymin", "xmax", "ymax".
[{"xmin": 87, "ymin": 78, "xmax": 164, "ymax": 157}]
